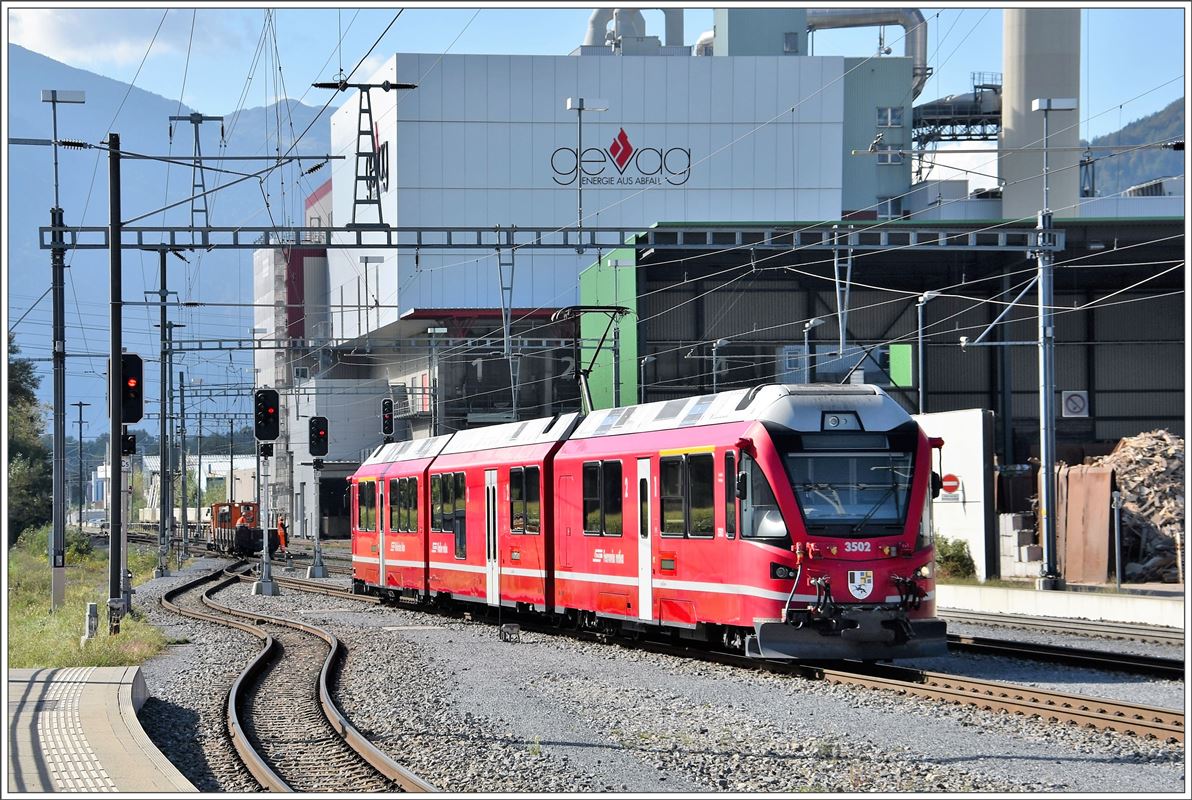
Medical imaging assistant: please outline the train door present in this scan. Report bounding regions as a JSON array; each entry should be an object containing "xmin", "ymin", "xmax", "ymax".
[
  {"xmin": 636, "ymin": 457, "xmax": 653, "ymax": 621},
  {"xmin": 485, "ymin": 469, "xmax": 499, "ymax": 606}
]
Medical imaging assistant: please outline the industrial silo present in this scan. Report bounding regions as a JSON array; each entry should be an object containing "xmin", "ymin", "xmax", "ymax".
[{"xmin": 999, "ymin": 8, "xmax": 1081, "ymax": 220}]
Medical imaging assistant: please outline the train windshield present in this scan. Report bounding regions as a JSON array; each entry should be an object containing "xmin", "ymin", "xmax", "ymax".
[{"xmin": 782, "ymin": 433, "xmax": 914, "ymax": 536}]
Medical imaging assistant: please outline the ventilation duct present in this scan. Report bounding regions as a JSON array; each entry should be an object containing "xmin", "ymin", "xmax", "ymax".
[
  {"xmin": 806, "ymin": 8, "xmax": 929, "ymax": 97},
  {"xmin": 584, "ymin": 8, "xmax": 685, "ymax": 48}
]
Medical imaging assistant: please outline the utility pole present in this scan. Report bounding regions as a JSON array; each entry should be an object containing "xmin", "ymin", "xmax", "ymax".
[
  {"xmin": 1032, "ymin": 98, "xmax": 1075, "ymax": 591},
  {"xmin": 228, "ymin": 419, "xmax": 234, "ymax": 504},
  {"xmin": 154, "ymin": 251, "xmax": 173, "ymax": 578},
  {"xmin": 44, "ymin": 88, "xmax": 85, "ymax": 612},
  {"xmin": 72, "ymin": 401, "xmax": 91, "ymax": 527},
  {"xmin": 107, "ymin": 131, "xmax": 124, "ymax": 634},
  {"xmin": 252, "ymin": 448, "xmax": 279, "ymax": 595},
  {"xmin": 179, "ymin": 370, "xmax": 188, "ymax": 568},
  {"xmin": 194, "ymin": 406, "xmax": 201, "ymax": 562},
  {"xmin": 166, "ymin": 321, "xmax": 184, "ymax": 566}
]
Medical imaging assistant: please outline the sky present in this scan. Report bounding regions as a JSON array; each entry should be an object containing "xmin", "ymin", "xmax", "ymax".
[{"xmin": 6, "ymin": 3, "xmax": 1187, "ymax": 142}]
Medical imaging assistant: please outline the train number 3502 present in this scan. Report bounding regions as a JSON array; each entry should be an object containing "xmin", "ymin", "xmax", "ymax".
[{"xmin": 844, "ymin": 541, "xmax": 872, "ymax": 552}]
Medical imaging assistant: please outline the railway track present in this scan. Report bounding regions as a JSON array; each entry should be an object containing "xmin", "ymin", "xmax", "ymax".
[
  {"xmin": 248, "ymin": 571, "xmax": 1184, "ymax": 743},
  {"xmin": 946, "ymin": 634, "xmax": 1185, "ymax": 679},
  {"xmin": 161, "ymin": 566, "xmax": 435, "ymax": 792},
  {"xmin": 939, "ymin": 609, "xmax": 1185, "ymax": 647}
]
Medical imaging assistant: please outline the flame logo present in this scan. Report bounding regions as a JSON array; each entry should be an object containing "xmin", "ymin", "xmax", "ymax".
[{"xmin": 609, "ymin": 128, "xmax": 634, "ymax": 172}]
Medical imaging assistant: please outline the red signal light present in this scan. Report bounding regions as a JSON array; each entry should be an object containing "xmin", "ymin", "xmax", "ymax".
[
  {"xmin": 127, "ymin": 378, "xmax": 138, "ymax": 388},
  {"xmin": 268, "ymin": 406, "xmax": 275, "ymax": 414}
]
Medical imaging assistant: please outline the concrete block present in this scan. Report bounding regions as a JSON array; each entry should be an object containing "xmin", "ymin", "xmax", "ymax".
[
  {"xmin": 999, "ymin": 513, "xmax": 1032, "ymax": 534},
  {"xmin": 1015, "ymin": 529, "xmax": 1036, "ymax": 547},
  {"xmin": 1018, "ymin": 544, "xmax": 1043, "ymax": 562}
]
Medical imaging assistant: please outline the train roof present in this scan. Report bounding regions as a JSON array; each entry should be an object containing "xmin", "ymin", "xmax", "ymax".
[
  {"xmin": 439, "ymin": 411, "xmax": 580, "ymax": 455},
  {"xmin": 569, "ymin": 384, "xmax": 911, "ymax": 439},
  {"xmin": 361, "ymin": 434, "xmax": 452, "ymax": 467}
]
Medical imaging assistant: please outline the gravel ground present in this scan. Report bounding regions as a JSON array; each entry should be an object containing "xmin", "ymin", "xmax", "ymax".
[
  {"xmin": 944, "ymin": 618, "xmax": 1186, "ymax": 660},
  {"xmin": 197, "ymin": 581, "xmax": 1186, "ymax": 794},
  {"xmin": 133, "ymin": 558, "xmax": 262, "ymax": 792}
]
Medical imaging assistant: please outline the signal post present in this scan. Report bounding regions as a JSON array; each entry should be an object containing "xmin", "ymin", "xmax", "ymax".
[
  {"xmin": 307, "ymin": 416, "xmax": 329, "ymax": 579},
  {"xmin": 252, "ymin": 389, "xmax": 280, "ymax": 596}
]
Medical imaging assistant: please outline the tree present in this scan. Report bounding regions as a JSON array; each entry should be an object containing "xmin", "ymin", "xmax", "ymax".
[{"xmin": 8, "ymin": 340, "xmax": 51, "ymax": 540}]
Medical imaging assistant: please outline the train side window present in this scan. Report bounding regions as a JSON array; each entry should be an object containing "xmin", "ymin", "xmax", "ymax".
[
  {"xmin": 432, "ymin": 474, "xmax": 443, "ymax": 531},
  {"xmin": 358, "ymin": 481, "xmax": 376, "ymax": 532},
  {"xmin": 389, "ymin": 478, "xmax": 400, "ymax": 532},
  {"xmin": 582, "ymin": 462, "xmax": 601, "ymax": 534},
  {"xmin": 660, "ymin": 457, "xmax": 685, "ymax": 536},
  {"xmin": 409, "ymin": 477, "xmax": 419, "ymax": 532},
  {"xmin": 402, "ymin": 477, "xmax": 414, "ymax": 532},
  {"xmin": 442, "ymin": 473, "xmax": 455, "ymax": 529},
  {"xmin": 525, "ymin": 466, "xmax": 541, "ymax": 534},
  {"xmin": 603, "ymin": 460, "xmax": 623, "ymax": 536},
  {"xmin": 688, "ymin": 453, "xmax": 714, "ymax": 538},
  {"xmin": 510, "ymin": 467, "xmax": 525, "ymax": 533},
  {"xmin": 725, "ymin": 452, "xmax": 737, "ymax": 538},
  {"xmin": 453, "ymin": 472, "xmax": 467, "ymax": 559}
]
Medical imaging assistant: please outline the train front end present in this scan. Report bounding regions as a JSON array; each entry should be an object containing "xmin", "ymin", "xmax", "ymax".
[{"xmin": 742, "ymin": 386, "xmax": 947, "ymax": 661}]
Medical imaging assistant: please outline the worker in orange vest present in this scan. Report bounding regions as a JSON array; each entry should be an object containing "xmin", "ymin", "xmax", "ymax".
[{"xmin": 277, "ymin": 515, "xmax": 288, "ymax": 553}]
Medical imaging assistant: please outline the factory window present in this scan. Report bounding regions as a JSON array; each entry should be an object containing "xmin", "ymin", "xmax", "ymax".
[
  {"xmin": 876, "ymin": 107, "xmax": 904, "ymax": 127},
  {"xmin": 876, "ymin": 145, "xmax": 903, "ymax": 165},
  {"xmin": 877, "ymin": 197, "xmax": 903, "ymax": 220}
]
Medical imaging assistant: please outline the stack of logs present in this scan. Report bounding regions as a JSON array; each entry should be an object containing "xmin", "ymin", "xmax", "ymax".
[{"xmin": 1091, "ymin": 429, "xmax": 1185, "ymax": 584}]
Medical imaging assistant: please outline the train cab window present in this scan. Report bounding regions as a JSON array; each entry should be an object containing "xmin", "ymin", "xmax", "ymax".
[
  {"xmin": 583, "ymin": 463, "xmax": 601, "ymax": 534},
  {"xmin": 432, "ymin": 474, "xmax": 443, "ymax": 531},
  {"xmin": 741, "ymin": 454, "xmax": 787, "ymax": 542},
  {"xmin": 603, "ymin": 461, "xmax": 623, "ymax": 536},
  {"xmin": 660, "ymin": 457, "xmax": 685, "ymax": 536},
  {"xmin": 525, "ymin": 466, "xmax": 540, "ymax": 533},
  {"xmin": 725, "ymin": 452, "xmax": 737, "ymax": 538},
  {"xmin": 688, "ymin": 454, "xmax": 715, "ymax": 538},
  {"xmin": 453, "ymin": 472, "xmax": 467, "ymax": 558},
  {"xmin": 358, "ymin": 481, "xmax": 377, "ymax": 532}
]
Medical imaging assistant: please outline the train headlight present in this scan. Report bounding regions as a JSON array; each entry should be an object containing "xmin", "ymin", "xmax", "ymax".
[
  {"xmin": 915, "ymin": 563, "xmax": 932, "ymax": 580},
  {"xmin": 770, "ymin": 563, "xmax": 796, "ymax": 580}
]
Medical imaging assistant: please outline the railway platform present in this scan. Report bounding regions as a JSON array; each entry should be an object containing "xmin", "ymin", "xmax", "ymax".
[
  {"xmin": 938, "ymin": 581, "xmax": 1185, "ymax": 629},
  {"xmin": 6, "ymin": 666, "xmax": 195, "ymax": 793}
]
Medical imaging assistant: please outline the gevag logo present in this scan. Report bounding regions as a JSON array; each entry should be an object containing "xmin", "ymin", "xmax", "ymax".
[{"xmin": 551, "ymin": 128, "xmax": 692, "ymax": 187}]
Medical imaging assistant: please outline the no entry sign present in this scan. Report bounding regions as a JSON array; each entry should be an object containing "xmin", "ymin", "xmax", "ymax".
[{"xmin": 940, "ymin": 474, "xmax": 960, "ymax": 494}]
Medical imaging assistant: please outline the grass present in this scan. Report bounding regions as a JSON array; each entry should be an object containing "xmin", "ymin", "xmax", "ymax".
[
  {"xmin": 7, "ymin": 524, "xmax": 169, "ymax": 668},
  {"xmin": 936, "ymin": 575, "xmax": 1039, "ymax": 590}
]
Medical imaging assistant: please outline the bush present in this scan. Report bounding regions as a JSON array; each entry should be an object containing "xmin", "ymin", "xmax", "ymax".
[{"xmin": 935, "ymin": 535, "xmax": 976, "ymax": 579}]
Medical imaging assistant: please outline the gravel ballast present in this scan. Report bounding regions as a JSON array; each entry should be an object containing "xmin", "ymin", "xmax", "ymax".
[{"xmin": 161, "ymin": 578, "xmax": 1186, "ymax": 794}]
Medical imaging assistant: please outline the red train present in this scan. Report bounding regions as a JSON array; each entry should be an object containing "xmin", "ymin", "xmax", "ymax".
[{"xmin": 350, "ymin": 384, "xmax": 947, "ymax": 660}]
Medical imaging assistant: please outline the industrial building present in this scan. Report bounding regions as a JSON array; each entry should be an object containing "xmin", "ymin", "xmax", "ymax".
[{"xmin": 251, "ymin": 7, "xmax": 1184, "ymax": 536}]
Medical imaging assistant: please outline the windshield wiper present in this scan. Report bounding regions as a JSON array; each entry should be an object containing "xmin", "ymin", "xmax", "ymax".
[{"xmin": 850, "ymin": 486, "xmax": 896, "ymax": 533}]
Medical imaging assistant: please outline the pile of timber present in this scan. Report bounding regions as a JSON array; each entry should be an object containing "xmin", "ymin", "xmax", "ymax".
[{"xmin": 1091, "ymin": 429, "xmax": 1185, "ymax": 584}]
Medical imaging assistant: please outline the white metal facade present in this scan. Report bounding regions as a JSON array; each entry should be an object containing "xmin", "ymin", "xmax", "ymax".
[{"xmin": 328, "ymin": 52, "xmax": 848, "ymax": 339}]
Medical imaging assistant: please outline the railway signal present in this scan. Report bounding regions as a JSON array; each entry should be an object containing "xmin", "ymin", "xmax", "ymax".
[
  {"xmin": 381, "ymin": 398, "xmax": 394, "ymax": 436},
  {"xmin": 260, "ymin": 443, "xmax": 274, "ymax": 458},
  {"xmin": 309, "ymin": 416, "xmax": 329, "ymax": 456},
  {"xmin": 120, "ymin": 353, "xmax": 143, "ymax": 423},
  {"xmin": 120, "ymin": 434, "xmax": 136, "ymax": 455},
  {"xmin": 254, "ymin": 389, "xmax": 280, "ymax": 441}
]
